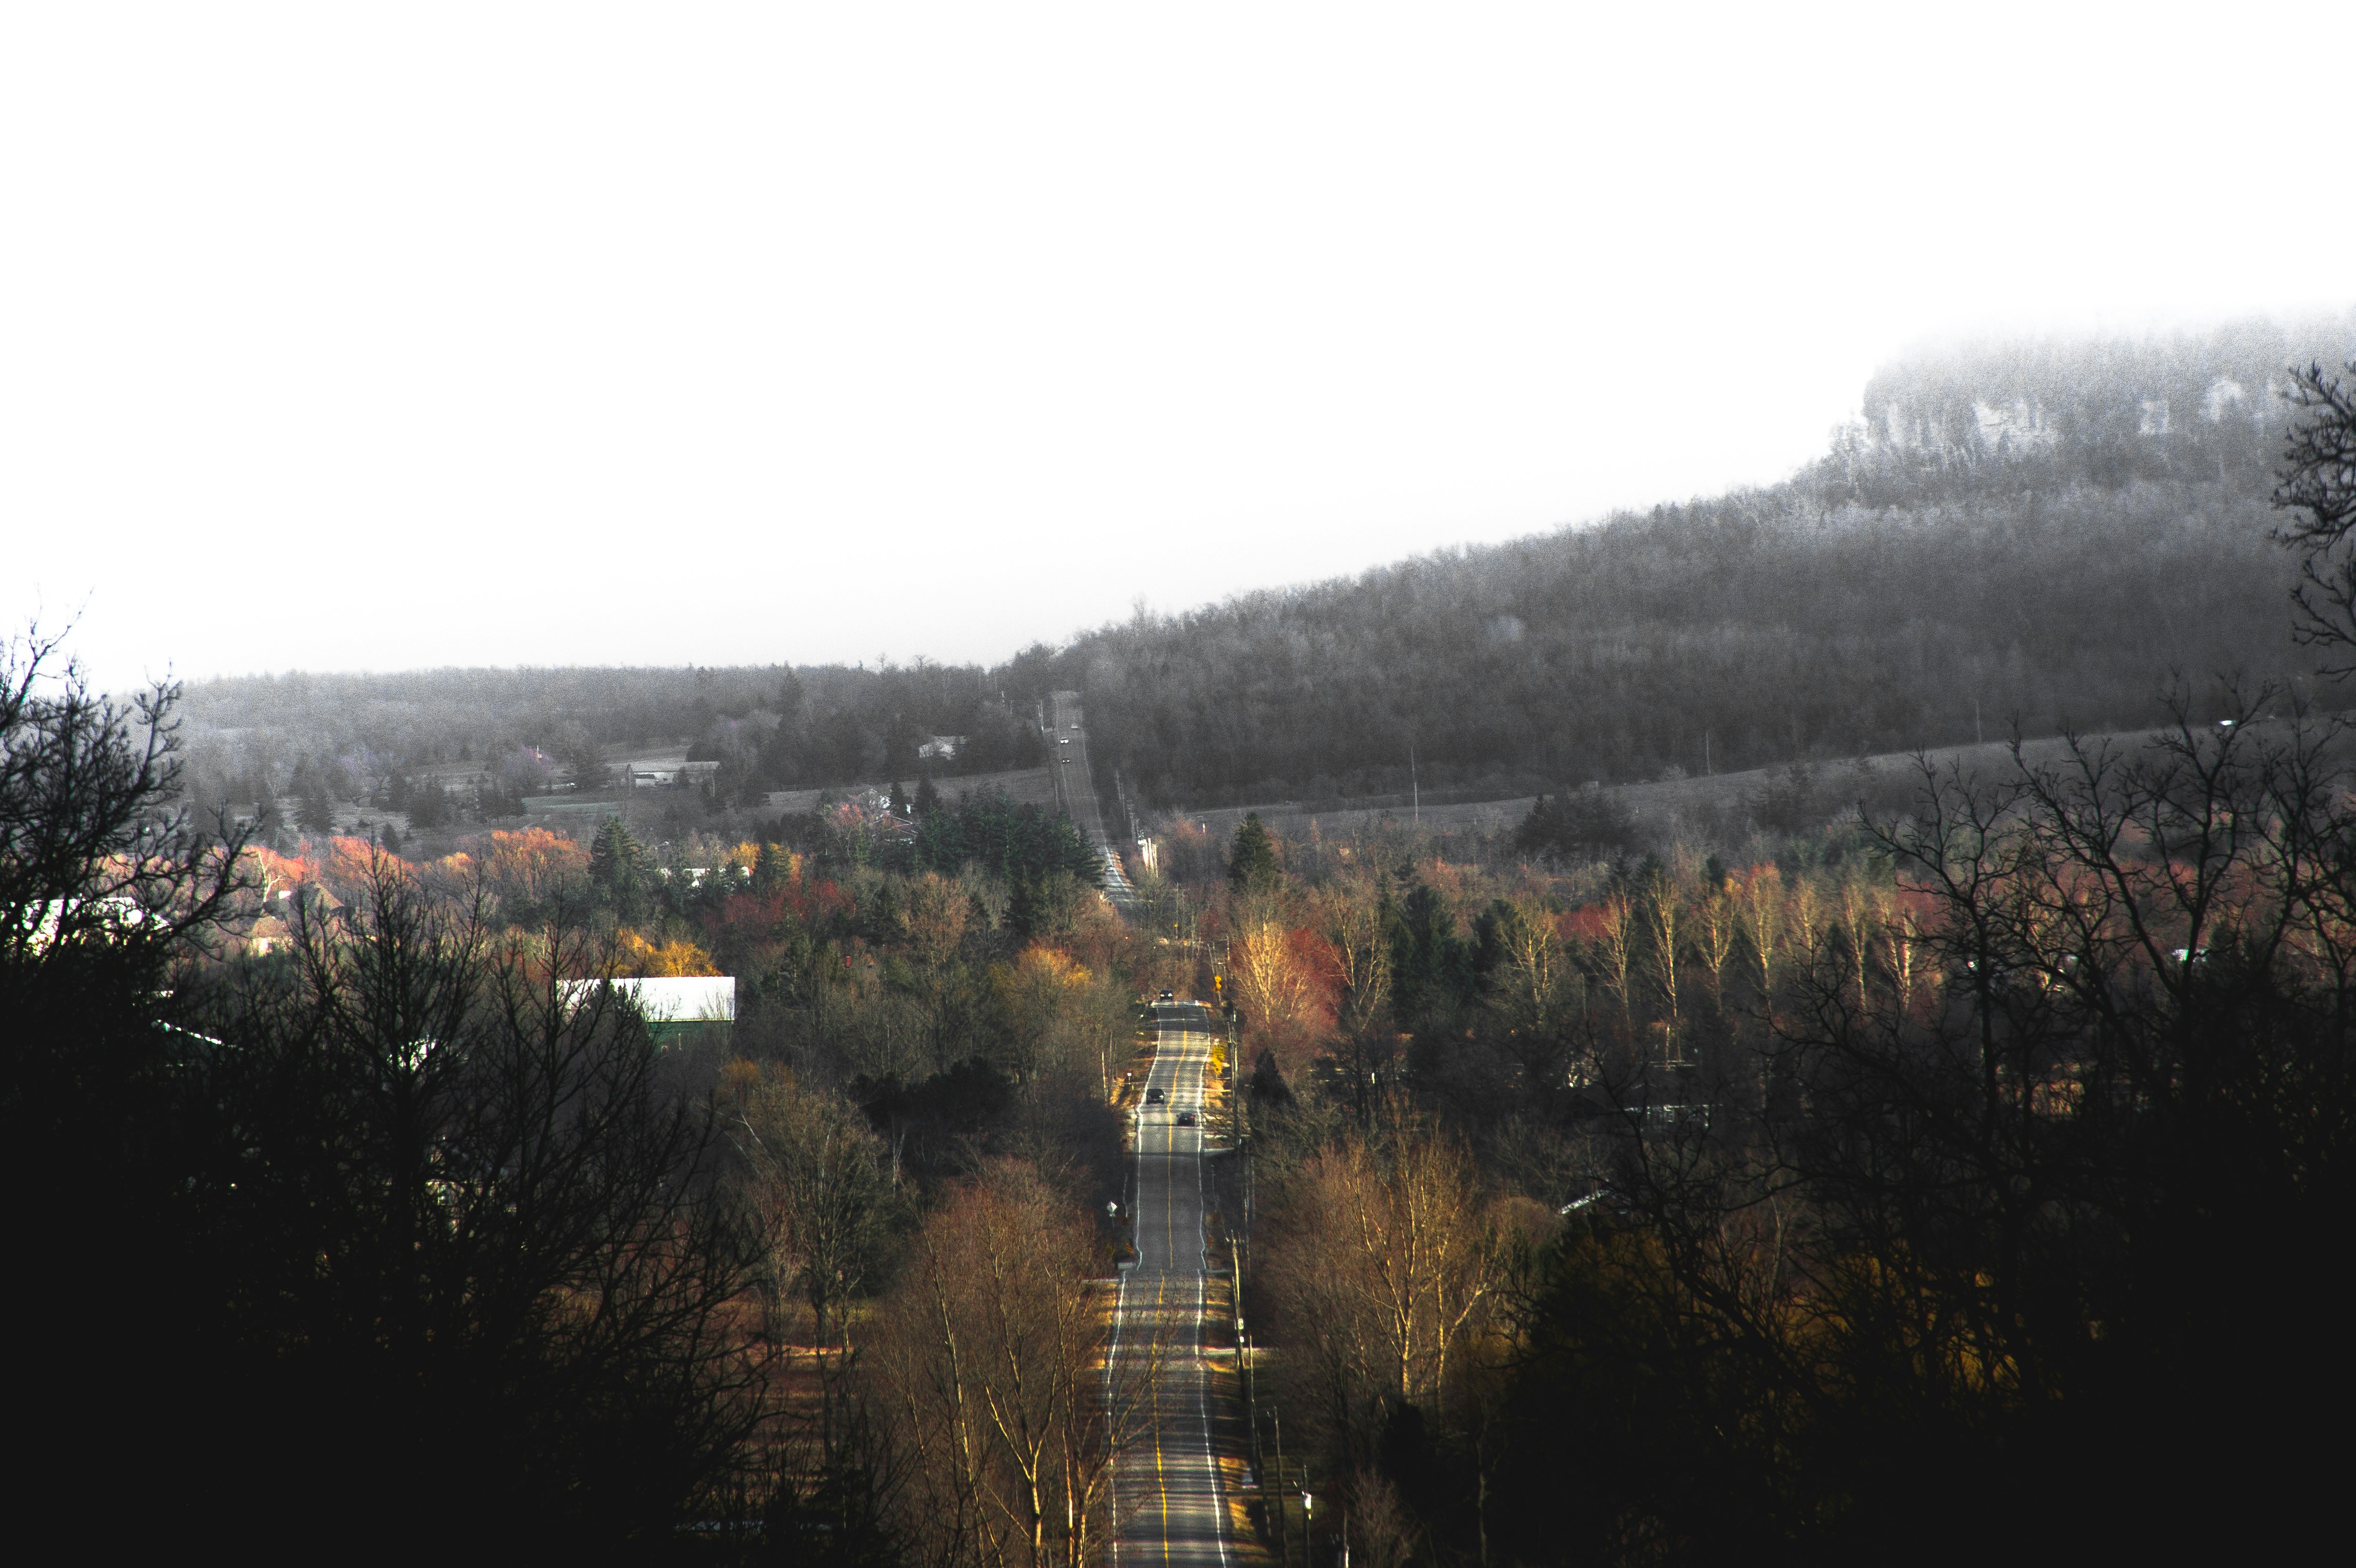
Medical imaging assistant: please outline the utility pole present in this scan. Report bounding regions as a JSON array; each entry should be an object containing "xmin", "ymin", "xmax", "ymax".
[
  {"xmin": 1274, "ymin": 1406, "xmax": 1289, "ymax": 1568},
  {"xmin": 1409, "ymin": 741, "xmax": 1419, "ymax": 829}
]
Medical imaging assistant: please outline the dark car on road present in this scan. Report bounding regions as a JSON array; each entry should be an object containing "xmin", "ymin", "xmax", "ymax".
[
  {"xmin": 1176, "ymin": 1111, "xmax": 1195, "ymax": 1127},
  {"xmin": 1147, "ymin": 1088, "xmax": 1165, "ymax": 1105}
]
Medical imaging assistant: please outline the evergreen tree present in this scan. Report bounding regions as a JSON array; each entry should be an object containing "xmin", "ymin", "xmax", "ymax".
[
  {"xmin": 752, "ymin": 838, "xmax": 791, "ymax": 894},
  {"xmin": 1005, "ymin": 874, "xmax": 1039, "ymax": 944},
  {"xmin": 1227, "ymin": 812, "xmax": 1280, "ymax": 893},
  {"xmin": 889, "ymin": 778, "xmax": 910, "ymax": 818},
  {"xmin": 298, "ymin": 782, "xmax": 335, "ymax": 835},
  {"xmin": 588, "ymin": 816, "xmax": 651, "ymax": 919},
  {"xmin": 1512, "ymin": 788, "xmax": 1637, "ymax": 865},
  {"xmin": 1247, "ymin": 1048, "xmax": 1293, "ymax": 1107},
  {"xmin": 406, "ymin": 780, "xmax": 453, "ymax": 830},
  {"xmin": 914, "ymin": 774, "xmax": 941, "ymax": 818}
]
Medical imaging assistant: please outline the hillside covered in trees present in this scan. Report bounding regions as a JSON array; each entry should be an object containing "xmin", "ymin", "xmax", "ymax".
[
  {"xmin": 176, "ymin": 315, "xmax": 2356, "ymax": 826},
  {"xmin": 1052, "ymin": 315, "xmax": 2356, "ymax": 805}
]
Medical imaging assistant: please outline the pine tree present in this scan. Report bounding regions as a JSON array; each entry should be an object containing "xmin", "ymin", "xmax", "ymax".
[
  {"xmin": 1227, "ymin": 812, "xmax": 1280, "ymax": 893},
  {"xmin": 298, "ymin": 777, "xmax": 336, "ymax": 835},
  {"xmin": 407, "ymin": 781, "xmax": 452, "ymax": 830},
  {"xmin": 914, "ymin": 774, "xmax": 941, "ymax": 818},
  {"xmin": 589, "ymin": 816, "xmax": 650, "ymax": 918},
  {"xmin": 1005, "ymin": 874, "xmax": 1039, "ymax": 943}
]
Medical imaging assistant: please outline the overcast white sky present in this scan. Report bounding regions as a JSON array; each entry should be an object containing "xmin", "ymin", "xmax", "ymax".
[{"xmin": 6, "ymin": 4, "xmax": 2351, "ymax": 691}]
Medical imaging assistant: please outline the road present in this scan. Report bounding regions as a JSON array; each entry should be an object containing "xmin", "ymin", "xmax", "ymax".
[
  {"xmin": 1111, "ymin": 1002, "xmax": 1229, "ymax": 1568},
  {"xmin": 1048, "ymin": 689, "xmax": 1140, "ymax": 910}
]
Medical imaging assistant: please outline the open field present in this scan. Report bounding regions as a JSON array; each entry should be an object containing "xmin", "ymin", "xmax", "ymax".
[{"xmin": 1171, "ymin": 720, "xmax": 2347, "ymax": 849}]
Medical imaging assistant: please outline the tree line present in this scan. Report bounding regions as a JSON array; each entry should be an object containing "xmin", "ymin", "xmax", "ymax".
[{"xmin": 175, "ymin": 656, "xmax": 1057, "ymax": 831}]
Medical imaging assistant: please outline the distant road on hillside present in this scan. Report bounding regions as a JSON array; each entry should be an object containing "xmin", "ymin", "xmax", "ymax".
[
  {"xmin": 1048, "ymin": 691, "xmax": 1138, "ymax": 909},
  {"xmin": 1176, "ymin": 729, "xmax": 2223, "ymax": 848}
]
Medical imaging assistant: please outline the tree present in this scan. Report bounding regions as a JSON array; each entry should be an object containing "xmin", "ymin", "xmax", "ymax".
[
  {"xmin": 1230, "ymin": 914, "xmax": 1326, "ymax": 1062},
  {"xmin": 182, "ymin": 855, "xmax": 764, "ymax": 1548},
  {"xmin": 2274, "ymin": 358, "xmax": 2356, "ymax": 669},
  {"xmin": 736, "ymin": 1070, "xmax": 895, "ymax": 1355},
  {"xmin": 405, "ymin": 774, "xmax": 454, "ymax": 829},
  {"xmin": 1006, "ymin": 868, "xmax": 1093, "ymax": 947},
  {"xmin": 1502, "ymin": 695, "xmax": 2356, "ymax": 1560},
  {"xmin": 1513, "ymin": 788, "xmax": 1638, "ymax": 865},
  {"xmin": 1481, "ymin": 896, "xmax": 1583, "ymax": 1103},
  {"xmin": 589, "ymin": 814, "xmax": 653, "ymax": 918},
  {"xmin": 1228, "ymin": 811, "xmax": 1281, "ymax": 893},
  {"xmin": 870, "ymin": 1163, "xmax": 1122, "ymax": 1568},
  {"xmin": 914, "ymin": 773, "xmax": 941, "ymax": 819},
  {"xmin": 1320, "ymin": 873, "xmax": 1398, "ymax": 1114},
  {"xmin": 298, "ymin": 777, "xmax": 336, "ymax": 834},
  {"xmin": 1261, "ymin": 1122, "xmax": 1505, "ymax": 1461},
  {"xmin": 3, "ymin": 628, "xmax": 252, "ymax": 1537},
  {"xmin": 753, "ymin": 837, "xmax": 795, "ymax": 894},
  {"xmin": 556, "ymin": 722, "xmax": 608, "ymax": 791}
]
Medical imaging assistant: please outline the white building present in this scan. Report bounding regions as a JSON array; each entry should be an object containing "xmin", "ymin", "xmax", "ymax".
[{"xmin": 560, "ymin": 975, "xmax": 736, "ymax": 1048}]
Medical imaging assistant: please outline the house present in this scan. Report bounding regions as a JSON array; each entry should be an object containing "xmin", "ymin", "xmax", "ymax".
[
  {"xmin": 247, "ymin": 914, "xmax": 291, "ymax": 957},
  {"xmin": 918, "ymin": 735, "xmax": 967, "ymax": 761},
  {"xmin": 559, "ymin": 975, "xmax": 735, "ymax": 1050},
  {"xmin": 626, "ymin": 759, "xmax": 721, "ymax": 791}
]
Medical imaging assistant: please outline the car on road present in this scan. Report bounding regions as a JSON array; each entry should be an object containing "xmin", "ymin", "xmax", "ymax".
[
  {"xmin": 1157, "ymin": 990, "xmax": 1174, "ymax": 1003},
  {"xmin": 1176, "ymin": 1111, "xmax": 1195, "ymax": 1127},
  {"xmin": 1146, "ymin": 1087, "xmax": 1165, "ymax": 1105}
]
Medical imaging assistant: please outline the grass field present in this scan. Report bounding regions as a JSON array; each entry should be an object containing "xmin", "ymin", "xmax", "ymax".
[{"xmin": 1171, "ymin": 722, "xmax": 2319, "ymax": 852}]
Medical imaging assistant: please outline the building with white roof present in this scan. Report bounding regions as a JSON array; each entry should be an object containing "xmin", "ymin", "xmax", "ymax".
[{"xmin": 560, "ymin": 975, "xmax": 735, "ymax": 1048}]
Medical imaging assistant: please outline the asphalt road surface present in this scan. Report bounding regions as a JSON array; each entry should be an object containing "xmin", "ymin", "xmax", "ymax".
[
  {"xmin": 1048, "ymin": 689, "xmax": 1140, "ymax": 910},
  {"xmin": 1111, "ymin": 1002, "xmax": 1228, "ymax": 1568}
]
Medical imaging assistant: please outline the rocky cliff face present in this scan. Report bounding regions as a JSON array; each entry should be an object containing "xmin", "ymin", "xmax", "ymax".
[{"xmin": 1818, "ymin": 312, "xmax": 2356, "ymax": 499}]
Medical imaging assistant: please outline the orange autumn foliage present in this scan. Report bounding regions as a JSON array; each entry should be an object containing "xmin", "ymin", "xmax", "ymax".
[
  {"xmin": 466, "ymin": 827, "xmax": 590, "ymax": 908},
  {"xmin": 616, "ymin": 929, "xmax": 721, "ymax": 976}
]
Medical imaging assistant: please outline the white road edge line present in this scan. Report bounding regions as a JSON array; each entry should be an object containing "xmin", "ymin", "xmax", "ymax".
[{"xmin": 1193, "ymin": 1043, "xmax": 1231, "ymax": 1568}]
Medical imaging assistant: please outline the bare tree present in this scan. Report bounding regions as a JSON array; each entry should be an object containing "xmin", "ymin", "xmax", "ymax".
[
  {"xmin": 1320, "ymin": 872, "xmax": 1395, "ymax": 1046},
  {"xmin": 1586, "ymin": 891, "xmax": 1636, "ymax": 1025},
  {"xmin": 1639, "ymin": 866, "xmax": 1682, "ymax": 1035},
  {"xmin": 4, "ymin": 626, "xmax": 255, "ymax": 1539},
  {"xmin": 1695, "ymin": 877, "xmax": 1741, "ymax": 1010},
  {"xmin": 2274, "ymin": 359, "xmax": 2356, "ymax": 669},
  {"xmin": 1230, "ymin": 907, "xmax": 1320, "ymax": 1056},
  {"xmin": 1262, "ymin": 1120, "xmax": 1506, "ymax": 1459},
  {"xmin": 737, "ymin": 1071, "xmax": 895, "ymax": 1355},
  {"xmin": 170, "ymin": 851, "xmax": 770, "ymax": 1546},
  {"xmin": 870, "ymin": 1163, "xmax": 1123, "ymax": 1568}
]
